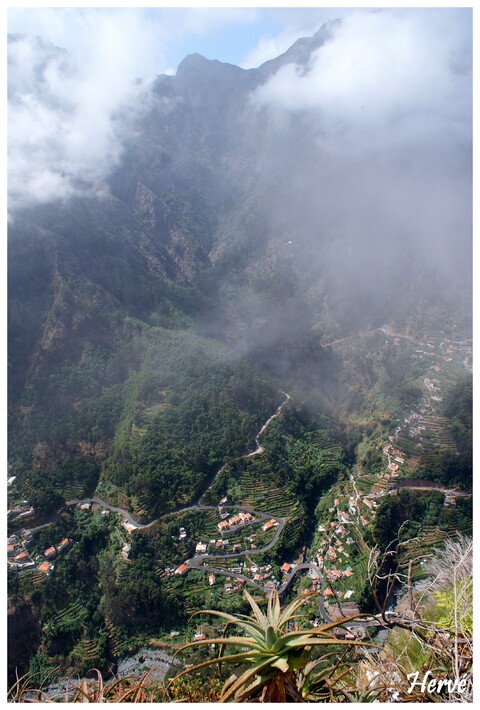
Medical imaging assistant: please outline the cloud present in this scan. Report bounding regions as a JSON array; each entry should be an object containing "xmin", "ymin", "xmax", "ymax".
[
  {"xmin": 241, "ymin": 8, "xmax": 359, "ymax": 69},
  {"xmin": 253, "ymin": 9, "xmax": 471, "ymax": 149},
  {"xmin": 6, "ymin": 7, "xmax": 265, "ymax": 214},
  {"xmin": 250, "ymin": 8, "xmax": 472, "ymax": 296},
  {"xmin": 7, "ymin": 11, "xmax": 166, "ymax": 214},
  {"xmin": 241, "ymin": 28, "xmax": 309, "ymax": 69}
]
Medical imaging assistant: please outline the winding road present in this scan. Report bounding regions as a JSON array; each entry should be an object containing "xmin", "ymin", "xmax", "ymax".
[
  {"xmin": 21, "ymin": 392, "xmax": 333, "ymax": 617},
  {"xmin": 16, "ymin": 387, "xmax": 469, "ymax": 628}
]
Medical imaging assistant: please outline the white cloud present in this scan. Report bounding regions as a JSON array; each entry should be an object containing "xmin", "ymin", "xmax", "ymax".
[
  {"xmin": 241, "ymin": 29, "xmax": 308, "ymax": 69},
  {"xmin": 240, "ymin": 7, "xmax": 360, "ymax": 69},
  {"xmin": 250, "ymin": 8, "xmax": 472, "ymax": 286},
  {"xmin": 6, "ymin": 6, "xmax": 266, "ymax": 213},
  {"xmin": 253, "ymin": 8, "xmax": 471, "ymax": 155},
  {"xmin": 7, "ymin": 12, "xmax": 163, "ymax": 213}
]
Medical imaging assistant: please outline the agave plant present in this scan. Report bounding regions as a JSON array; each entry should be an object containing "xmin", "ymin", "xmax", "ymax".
[{"xmin": 170, "ymin": 590, "xmax": 376, "ymax": 702}]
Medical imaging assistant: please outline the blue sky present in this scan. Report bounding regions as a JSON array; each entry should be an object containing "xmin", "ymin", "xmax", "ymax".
[{"xmin": 7, "ymin": 6, "xmax": 362, "ymax": 76}]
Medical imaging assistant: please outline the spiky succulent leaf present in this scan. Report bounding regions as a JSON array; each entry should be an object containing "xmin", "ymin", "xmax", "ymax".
[
  {"xmin": 175, "ymin": 635, "xmax": 261, "ymax": 656},
  {"xmin": 278, "ymin": 593, "xmax": 315, "ymax": 628},
  {"xmin": 265, "ymin": 625, "xmax": 278, "ymax": 648},
  {"xmin": 190, "ymin": 609, "xmax": 268, "ymax": 646},
  {"xmin": 243, "ymin": 590, "xmax": 268, "ymax": 630},
  {"xmin": 221, "ymin": 656, "xmax": 279, "ymax": 702},
  {"xmin": 280, "ymin": 637, "xmax": 379, "ymax": 651},
  {"xmin": 271, "ymin": 656, "xmax": 289, "ymax": 672},
  {"xmin": 266, "ymin": 591, "xmax": 281, "ymax": 627},
  {"xmin": 168, "ymin": 649, "xmax": 260, "ymax": 686}
]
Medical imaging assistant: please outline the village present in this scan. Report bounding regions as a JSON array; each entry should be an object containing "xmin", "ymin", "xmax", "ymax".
[
  {"xmin": 6, "ymin": 332, "xmax": 471, "ymax": 628},
  {"xmin": 7, "ymin": 529, "xmax": 73, "ymax": 577}
]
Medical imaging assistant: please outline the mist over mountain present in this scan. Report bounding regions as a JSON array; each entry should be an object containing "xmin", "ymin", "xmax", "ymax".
[{"xmin": 8, "ymin": 12, "xmax": 472, "ymax": 506}]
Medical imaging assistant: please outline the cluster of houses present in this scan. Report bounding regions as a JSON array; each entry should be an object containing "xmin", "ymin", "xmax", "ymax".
[
  {"xmin": 440, "ymin": 338, "xmax": 472, "ymax": 372},
  {"xmin": 172, "ymin": 558, "xmax": 283, "ymax": 595},
  {"xmin": 7, "ymin": 530, "xmax": 35, "ymax": 569},
  {"xmin": 7, "ymin": 503, "xmax": 35, "ymax": 521},
  {"xmin": 409, "ymin": 345, "xmax": 436, "ymax": 361},
  {"xmin": 314, "ymin": 508, "xmax": 360, "ymax": 595},
  {"xmin": 380, "ymin": 444, "xmax": 408, "ymax": 481},
  {"xmin": 217, "ymin": 511, "xmax": 254, "ymax": 533},
  {"xmin": 7, "ymin": 532, "xmax": 73, "ymax": 574},
  {"xmin": 424, "ymin": 377, "xmax": 443, "ymax": 403},
  {"xmin": 223, "ymin": 577, "xmax": 247, "ymax": 595}
]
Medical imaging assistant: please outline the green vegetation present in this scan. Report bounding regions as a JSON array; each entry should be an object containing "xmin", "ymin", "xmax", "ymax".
[{"xmin": 171, "ymin": 590, "xmax": 371, "ymax": 702}]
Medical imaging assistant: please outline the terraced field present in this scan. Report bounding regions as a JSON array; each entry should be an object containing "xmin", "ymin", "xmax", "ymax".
[
  {"xmin": 105, "ymin": 619, "xmax": 132, "ymax": 658},
  {"xmin": 238, "ymin": 464, "xmax": 299, "ymax": 516}
]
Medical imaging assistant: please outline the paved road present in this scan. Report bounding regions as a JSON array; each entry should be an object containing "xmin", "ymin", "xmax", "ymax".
[
  {"xmin": 369, "ymin": 484, "xmax": 472, "ymax": 500},
  {"xmin": 16, "ymin": 387, "xmax": 469, "ymax": 626}
]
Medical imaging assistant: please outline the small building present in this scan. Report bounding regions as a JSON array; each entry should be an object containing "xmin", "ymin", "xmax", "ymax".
[
  {"xmin": 208, "ymin": 574, "xmax": 216, "ymax": 586},
  {"xmin": 58, "ymin": 537, "xmax": 72, "ymax": 552},
  {"xmin": 22, "ymin": 530, "xmax": 33, "ymax": 546},
  {"xmin": 16, "ymin": 506, "xmax": 35, "ymax": 519},
  {"xmin": 7, "ymin": 476, "xmax": 16, "ymax": 486},
  {"xmin": 194, "ymin": 633, "xmax": 206, "ymax": 641},
  {"xmin": 44, "ymin": 546, "xmax": 57, "ymax": 559},
  {"xmin": 326, "ymin": 546, "xmax": 337, "ymax": 562},
  {"xmin": 38, "ymin": 561, "xmax": 52, "ymax": 575},
  {"xmin": 217, "ymin": 521, "xmax": 230, "ymax": 533},
  {"xmin": 122, "ymin": 521, "xmax": 138, "ymax": 534},
  {"xmin": 175, "ymin": 564, "xmax": 189, "ymax": 576},
  {"xmin": 7, "ymin": 544, "xmax": 16, "ymax": 557},
  {"xmin": 14, "ymin": 551, "xmax": 29, "ymax": 563},
  {"xmin": 262, "ymin": 519, "xmax": 277, "ymax": 532},
  {"xmin": 195, "ymin": 542, "xmax": 208, "ymax": 554},
  {"xmin": 281, "ymin": 563, "xmax": 292, "ymax": 574}
]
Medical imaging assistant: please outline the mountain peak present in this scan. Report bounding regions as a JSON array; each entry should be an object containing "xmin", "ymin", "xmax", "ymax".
[
  {"xmin": 176, "ymin": 52, "xmax": 245, "ymax": 79},
  {"xmin": 256, "ymin": 19, "xmax": 340, "ymax": 78}
]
